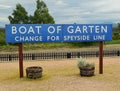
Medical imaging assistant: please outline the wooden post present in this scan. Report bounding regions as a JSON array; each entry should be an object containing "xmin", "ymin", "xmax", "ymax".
[
  {"xmin": 99, "ymin": 42, "xmax": 103, "ymax": 74},
  {"xmin": 19, "ymin": 43, "xmax": 23, "ymax": 78}
]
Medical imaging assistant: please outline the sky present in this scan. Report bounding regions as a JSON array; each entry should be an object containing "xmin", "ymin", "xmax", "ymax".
[{"xmin": 0, "ymin": 0, "xmax": 120, "ymax": 27}]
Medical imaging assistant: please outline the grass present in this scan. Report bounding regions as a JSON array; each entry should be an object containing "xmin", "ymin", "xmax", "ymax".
[
  {"xmin": 105, "ymin": 40, "xmax": 120, "ymax": 44},
  {"xmin": 0, "ymin": 57, "xmax": 120, "ymax": 91},
  {"xmin": 0, "ymin": 40, "xmax": 120, "ymax": 52},
  {"xmin": 0, "ymin": 43, "xmax": 72, "ymax": 52}
]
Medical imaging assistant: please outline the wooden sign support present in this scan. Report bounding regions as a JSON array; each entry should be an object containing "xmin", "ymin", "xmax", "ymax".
[
  {"xmin": 18, "ymin": 43, "xmax": 23, "ymax": 78},
  {"xmin": 17, "ymin": 42, "xmax": 104, "ymax": 78},
  {"xmin": 99, "ymin": 42, "xmax": 103, "ymax": 74}
]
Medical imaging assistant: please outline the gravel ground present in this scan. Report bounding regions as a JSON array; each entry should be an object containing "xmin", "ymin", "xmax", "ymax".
[{"xmin": 0, "ymin": 57, "xmax": 120, "ymax": 91}]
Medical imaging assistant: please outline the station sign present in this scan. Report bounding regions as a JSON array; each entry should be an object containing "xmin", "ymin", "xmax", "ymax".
[{"xmin": 6, "ymin": 24, "xmax": 112, "ymax": 43}]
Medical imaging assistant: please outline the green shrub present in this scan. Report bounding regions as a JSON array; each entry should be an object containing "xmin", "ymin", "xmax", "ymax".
[
  {"xmin": 113, "ymin": 32, "xmax": 120, "ymax": 40},
  {"xmin": 77, "ymin": 57, "xmax": 95, "ymax": 68},
  {"xmin": 0, "ymin": 30, "xmax": 6, "ymax": 45}
]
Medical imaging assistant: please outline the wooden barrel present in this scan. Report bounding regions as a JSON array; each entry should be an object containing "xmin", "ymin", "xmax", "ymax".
[
  {"xmin": 80, "ymin": 67, "xmax": 95, "ymax": 76},
  {"xmin": 26, "ymin": 66, "xmax": 42, "ymax": 79}
]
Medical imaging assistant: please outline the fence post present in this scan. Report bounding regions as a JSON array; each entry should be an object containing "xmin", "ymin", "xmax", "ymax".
[
  {"xmin": 67, "ymin": 53, "xmax": 71, "ymax": 59},
  {"xmin": 96, "ymin": 51, "xmax": 98, "ymax": 57},
  {"xmin": 77, "ymin": 52, "xmax": 80, "ymax": 58},
  {"xmin": 32, "ymin": 54, "xmax": 35, "ymax": 60},
  {"xmin": 117, "ymin": 51, "xmax": 120, "ymax": 56},
  {"xmin": 9, "ymin": 55, "xmax": 12, "ymax": 61}
]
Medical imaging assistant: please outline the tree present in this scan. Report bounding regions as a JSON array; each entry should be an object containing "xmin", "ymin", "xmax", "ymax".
[
  {"xmin": 8, "ymin": 0, "xmax": 55, "ymax": 24},
  {"xmin": 0, "ymin": 28, "xmax": 6, "ymax": 45},
  {"xmin": 8, "ymin": 4, "xmax": 29, "ymax": 24},
  {"xmin": 118, "ymin": 23, "xmax": 120, "ymax": 33},
  {"xmin": 30, "ymin": 0, "xmax": 55, "ymax": 24}
]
